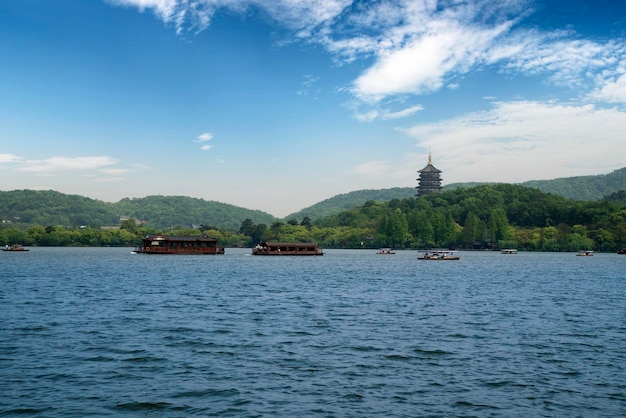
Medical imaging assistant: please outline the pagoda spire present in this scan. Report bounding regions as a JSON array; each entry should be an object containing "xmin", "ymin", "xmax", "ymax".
[{"xmin": 428, "ymin": 148, "xmax": 432, "ymax": 165}]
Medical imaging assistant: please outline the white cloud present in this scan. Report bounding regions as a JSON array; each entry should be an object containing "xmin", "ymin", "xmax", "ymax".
[
  {"xmin": 591, "ymin": 72, "xmax": 626, "ymax": 103},
  {"xmin": 352, "ymin": 20, "xmax": 513, "ymax": 101},
  {"xmin": 109, "ymin": 0, "xmax": 350, "ymax": 35},
  {"xmin": 403, "ymin": 101, "xmax": 626, "ymax": 183},
  {"xmin": 0, "ymin": 154, "xmax": 22, "ymax": 164},
  {"xmin": 297, "ymin": 75, "xmax": 320, "ymax": 96},
  {"xmin": 18, "ymin": 156, "xmax": 118, "ymax": 173},
  {"xmin": 195, "ymin": 132, "xmax": 214, "ymax": 150},
  {"xmin": 197, "ymin": 132, "xmax": 213, "ymax": 142},
  {"xmin": 381, "ymin": 104, "xmax": 424, "ymax": 120},
  {"xmin": 108, "ymin": 0, "xmax": 626, "ymax": 110}
]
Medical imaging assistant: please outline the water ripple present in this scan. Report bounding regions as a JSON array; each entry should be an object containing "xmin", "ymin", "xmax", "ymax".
[{"xmin": 1, "ymin": 248, "xmax": 625, "ymax": 416}]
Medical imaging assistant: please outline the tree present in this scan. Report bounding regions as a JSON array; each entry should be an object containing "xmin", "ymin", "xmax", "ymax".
[{"xmin": 300, "ymin": 216, "xmax": 313, "ymax": 230}]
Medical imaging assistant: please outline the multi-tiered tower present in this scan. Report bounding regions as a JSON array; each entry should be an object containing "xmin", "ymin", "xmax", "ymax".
[{"xmin": 416, "ymin": 151, "xmax": 442, "ymax": 197}]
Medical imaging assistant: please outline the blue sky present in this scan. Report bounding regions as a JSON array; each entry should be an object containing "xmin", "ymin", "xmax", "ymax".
[{"xmin": 1, "ymin": 0, "xmax": 625, "ymax": 217}]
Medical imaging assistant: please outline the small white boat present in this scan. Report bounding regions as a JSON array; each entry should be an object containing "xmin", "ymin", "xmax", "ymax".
[
  {"xmin": 377, "ymin": 248, "xmax": 396, "ymax": 255},
  {"xmin": 576, "ymin": 250, "xmax": 594, "ymax": 256},
  {"xmin": 2, "ymin": 244, "xmax": 29, "ymax": 252},
  {"xmin": 418, "ymin": 250, "xmax": 460, "ymax": 260},
  {"xmin": 501, "ymin": 249, "xmax": 518, "ymax": 254}
]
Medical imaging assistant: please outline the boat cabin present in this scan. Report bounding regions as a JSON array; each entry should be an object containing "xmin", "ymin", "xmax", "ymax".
[
  {"xmin": 252, "ymin": 241, "xmax": 323, "ymax": 256},
  {"xmin": 418, "ymin": 250, "xmax": 460, "ymax": 260},
  {"xmin": 134, "ymin": 234, "xmax": 224, "ymax": 255}
]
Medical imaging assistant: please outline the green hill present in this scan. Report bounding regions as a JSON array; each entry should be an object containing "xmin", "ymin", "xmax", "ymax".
[
  {"xmin": 113, "ymin": 195, "xmax": 276, "ymax": 230},
  {"xmin": 1, "ymin": 167, "xmax": 624, "ymax": 228},
  {"xmin": 0, "ymin": 190, "xmax": 276, "ymax": 230},
  {"xmin": 0, "ymin": 190, "xmax": 120, "ymax": 227},
  {"xmin": 286, "ymin": 167, "xmax": 626, "ymax": 220},
  {"xmin": 286, "ymin": 187, "xmax": 417, "ymax": 221}
]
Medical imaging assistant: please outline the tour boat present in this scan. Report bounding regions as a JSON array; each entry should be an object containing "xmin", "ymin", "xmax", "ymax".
[
  {"xmin": 133, "ymin": 234, "xmax": 224, "ymax": 255},
  {"xmin": 418, "ymin": 250, "xmax": 460, "ymax": 260},
  {"xmin": 501, "ymin": 249, "xmax": 518, "ymax": 254},
  {"xmin": 576, "ymin": 250, "xmax": 594, "ymax": 256},
  {"xmin": 252, "ymin": 242, "xmax": 323, "ymax": 256},
  {"xmin": 376, "ymin": 248, "xmax": 396, "ymax": 255}
]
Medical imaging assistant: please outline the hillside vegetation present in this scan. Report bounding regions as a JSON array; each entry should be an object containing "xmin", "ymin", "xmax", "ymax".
[
  {"xmin": 0, "ymin": 190, "xmax": 276, "ymax": 230},
  {"xmin": 288, "ymin": 167, "xmax": 626, "ymax": 219},
  {"xmin": 2, "ymin": 184, "xmax": 625, "ymax": 251},
  {"xmin": 113, "ymin": 195, "xmax": 276, "ymax": 230}
]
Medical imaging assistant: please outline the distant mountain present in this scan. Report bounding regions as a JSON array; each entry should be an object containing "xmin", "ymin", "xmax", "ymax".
[
  {"xmin": 286, "ymin": 167, "xmax": 626, "ymax": 220},
  {"xmin": 2, "ymin": 167, "xmax": 624, "ymax": 227},
  {"xmin": 0, "ymin": 190, "xmax": 276, "ymax": 230},
  {"xmin": 286, "ymin": 188, "xmax": 417, "ymax": 221},
  {"xmin": 113, "ymin": 195, "xmax": 276, "ymax": 230},
  {"xmin": 521, "ymin": 167, "xmax": 626, "ymax": 201},
  {"xmin": 0, "ymin": 190, "xmax": 120, "ymax": 227}
]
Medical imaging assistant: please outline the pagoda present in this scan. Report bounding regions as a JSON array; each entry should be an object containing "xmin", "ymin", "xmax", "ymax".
[{"xmin": 416, "ymin": 151, "xmax": 442, "ymax": 197}]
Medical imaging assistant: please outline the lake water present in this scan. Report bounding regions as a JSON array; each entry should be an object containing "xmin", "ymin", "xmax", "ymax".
[{"xmin": 1, "ymin": 248, "xmax": 625, "ymax": 417}]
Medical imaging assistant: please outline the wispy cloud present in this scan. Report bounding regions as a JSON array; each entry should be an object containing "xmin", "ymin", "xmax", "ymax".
[
  {"xmin": 297, "ymin": 75, "xmax": 320, "ymax": 96},
  {"xmin": 0, "ymin": 154, "xmax": 22, "ymax": 164},
  {"xmin": 403, "ymin": 100, "xmax": 626, "ymax": 183},
  {"xmin": 108, "ymin": 0, "xmax": 626, "ymax": 111},
  {"xmin": 18, "ymin": 156, "xmax": 118, "ymax": 173},
  {"xmin": 354, "ymin": 103, "xmax": 424, "ymax": 122},
  {"xmin": 590, "ymin": 72, "xmax": 626, "ymax": 103},
  {"xmin": 195, "ymin": 132, "xmax": 214, "ymax": 151}
]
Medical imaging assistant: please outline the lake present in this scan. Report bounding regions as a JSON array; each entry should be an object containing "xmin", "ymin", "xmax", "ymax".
[{"xmin": 1, "ymin": 248, "xmax": 625, "ymax": 416}]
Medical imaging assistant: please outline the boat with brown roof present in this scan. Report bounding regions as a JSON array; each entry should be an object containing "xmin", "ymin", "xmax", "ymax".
[{"xmin": 133, "ymin": 234, "xmax": 224, "ymax": 255}]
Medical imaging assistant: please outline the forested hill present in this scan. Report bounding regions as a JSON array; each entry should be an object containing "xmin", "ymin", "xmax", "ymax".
[
  {"xmin": 113, "ymin": 196, "xmax": 276, "ymax": 230},
  {"xmin": 0, "ymin": 190, "xmax": 276, "ymax": 230},
  {"xmin": 287, "ymin": 167, "xmax": 626, "ymax": 220},
  {"xmin": 522, "ymin": 167, "xmax": 626, "ymax": 201}
]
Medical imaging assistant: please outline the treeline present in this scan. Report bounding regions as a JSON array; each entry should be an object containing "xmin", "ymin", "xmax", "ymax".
[
  {"xmin": 1, "ymin": 184, "xmax": 625, "ymax": 251},
  {"xmin": 252, "ymin": 184, "xmax": 626, "ymax": 251},
  {"xmin": 286, "ymin": 166, "xmax": 626, "ymax": 220}
]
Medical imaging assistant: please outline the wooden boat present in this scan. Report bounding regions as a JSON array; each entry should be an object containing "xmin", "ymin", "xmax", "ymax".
[
  {"xmin": 576, "ymin": 250, "xmax": 594, "ymax": 256},
  {"xmin": 377, "ymin": 248, "xmax": 396, "ymax": 255},
  {"xmin": 2, "ymin": 244, "xmax": 29, "ymax": 252},
  {"xmin": 501, "ymin": 249, "xmax": 518, "ymax": 254},
  {"xmin": 252, "ymin": 241, "xmax": 323, "ymax": 256},
  {"xmin": 418, "ymin": 250, "xmax": 460, "ymax": 260},
  {"xmin": 133, "ymin": 234, "xmax": 224, "ymax": 255}
]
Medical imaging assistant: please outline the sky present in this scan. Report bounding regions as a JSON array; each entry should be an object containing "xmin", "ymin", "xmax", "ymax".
[{"xmin": 1, "ymin": 0, "xmax": 625, "ymax": 218}]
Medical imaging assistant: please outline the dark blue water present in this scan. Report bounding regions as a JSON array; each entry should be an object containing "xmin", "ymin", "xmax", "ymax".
[{"xmin": 1, "ymin": 248, "xmax": 625, "ymax": 417}]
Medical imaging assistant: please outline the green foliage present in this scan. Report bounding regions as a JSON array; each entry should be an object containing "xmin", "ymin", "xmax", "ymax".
[
  {"xmin": 0, "ymin": 191, "xmax": 276, "ymax": 231},
  {"xmin": 114, "ymin": 195, "xmax": 276, "ymax": 230},
  {"xmin": 522, "ymin": 167, "xmax": 626, "ymax": 201},
  {"xmin": 286, "ymin": 167, "xmax": 626, "ymax": 220},
  {"xmin": 288, "ymin": 188, "xmax": 417, "ymax": 220},
  {"xmin": 1, "ymin": 167, "xmax": 625, "ymax": 251},
  {"xmin": 0, "ymin": 190, "xmax": 119, "ymax": 227}
]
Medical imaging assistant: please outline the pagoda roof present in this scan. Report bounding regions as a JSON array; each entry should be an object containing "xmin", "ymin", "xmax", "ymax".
[
  {"xmin": 418, "ymin": 150, "xmax": 442, "ymax": 173},
  {"xmin": 419, "ymin": 164, "xmax": 441, "ymax": 173}
]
